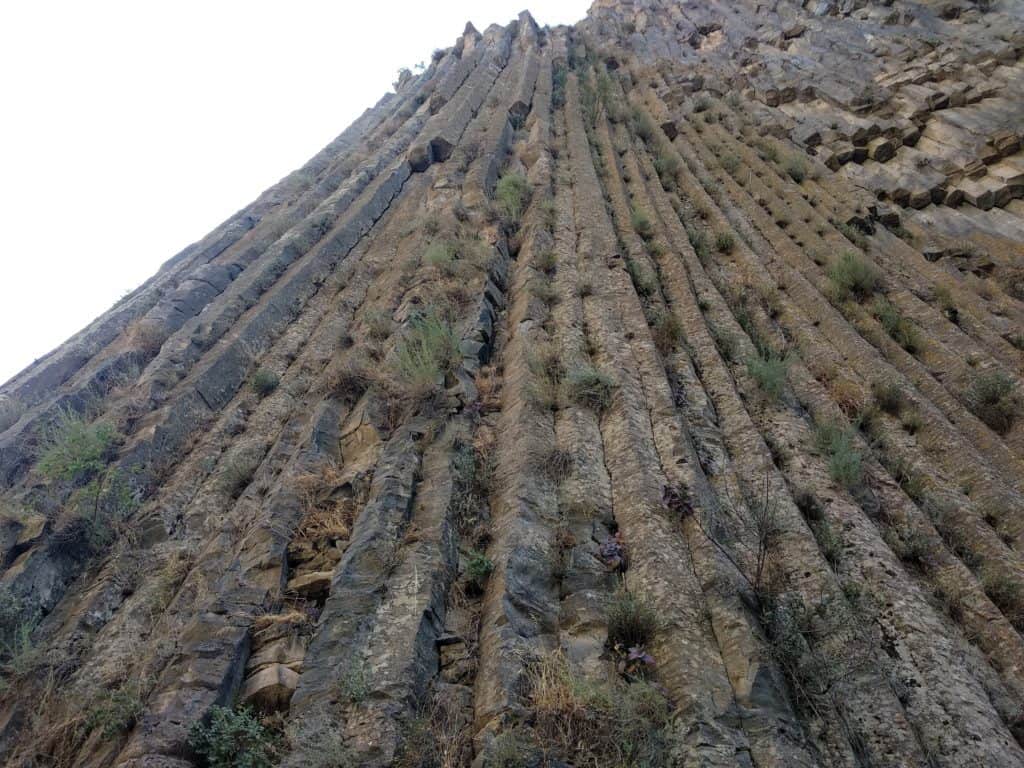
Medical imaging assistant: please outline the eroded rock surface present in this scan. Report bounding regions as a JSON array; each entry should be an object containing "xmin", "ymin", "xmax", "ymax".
[{"xmin": 2, "ymin": 2, "xmax": 1024, "ymax": 766}]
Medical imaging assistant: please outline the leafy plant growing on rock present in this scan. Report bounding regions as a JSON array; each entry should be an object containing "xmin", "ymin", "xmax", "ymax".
[
  {"xmin": 966, "ymin": 370, "xmax": 1019, "ymax": 435},
  {"xmin": 528, "ymin": 652, "xmax": 672, "ymax": 766},
  {"xmin": 466, "ymin": 550, "xmax": 495, "ymax": 595},
  {"xmin": 393, "ymin": 310, "xmax": 461, "ymax": 394},
  {"xmin": 715, "ymin": 231, "xmax": 735, "ymax": 254},
  {"xmin": 249, "ymin": 369, "xmax": 279, "ymax": 397},
  {"xmin": 630, "ymin": 206, "xmax": 654, "ymax": 240},
  {"xmin": 564, "ymin": 365, "xmax": 615, "ymax": 412},
  {"xmin": 606, "ymin": 588, "xmax": 658, "ymax": 650},
  {"xmin": 85, "ymin": 682, "xmax": 145, "ymax": 739},
  {"xmin": 872, "ymin": 296, "xmax": 920, "ymax": 353},
  {"xmin": 826, "ymin": 252, "xmax": 879, "ymax": 302},
  {"xmin": 188, "ymin": 705, "xmax": 278, "ymax": 768},
  {"xmin": 495, "ymin": 172, "xmax": 530, "ymax": 226},
  {"xmin": 0, "ymin": 588, "xmax": 40, "ymax": 689},
  {"xmin": 814, "ymin": 422, "xmax": 862, "ymax": 490},
  {"xmin": 746, "ymin": 348, "xmax": 790, "ymax": 400},
  {"xmin": 38, "ymin": 409, "xmax": 119, "ymax": 486}
]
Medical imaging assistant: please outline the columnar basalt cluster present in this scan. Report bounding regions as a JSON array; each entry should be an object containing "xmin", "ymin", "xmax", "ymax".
[{"xmin": 1, "ymin": 2, "xmax": 1023, "ymax": 766}]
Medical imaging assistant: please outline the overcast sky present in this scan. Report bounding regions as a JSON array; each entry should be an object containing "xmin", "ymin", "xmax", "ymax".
[{"xmin": 0, "ymin": 0, "xmax": 590, "ymax": 385}]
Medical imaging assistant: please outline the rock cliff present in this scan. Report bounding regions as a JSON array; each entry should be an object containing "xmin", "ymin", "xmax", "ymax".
[{"xmin": 2, "ymin": 1, "xmax": 1024, "ymax": 766}]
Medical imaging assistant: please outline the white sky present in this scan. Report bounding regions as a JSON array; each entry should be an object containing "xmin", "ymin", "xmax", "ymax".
[{"xmin": 0, "ymin": 0, "xmax": 590, "ymax": 385}]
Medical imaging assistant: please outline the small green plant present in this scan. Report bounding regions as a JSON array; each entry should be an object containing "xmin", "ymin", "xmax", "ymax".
[
  {"xmin": 86, "ymin": 683, "xmax": 144, "ymax": 740},
  {"xmin": 653, "ymin": 151, "xmax": 681, "ymax": 189},
  {"xmin": 625, "ymin": 259, "xmax": 657, "ymax": 298},
  {"xmin": 746, "ymin": 348, "xmax": 790, "ymax": 400},
  {"xmin": 37, "ymin": 409, "xmax": 119, "ymax": 485},
  {"xmin": 249, "ymin": 369, "xmax": 279, "ymax": 397},
  {"xmin": 872, "ymin": 296, "xmax": 920, "ymax": 353},
  {"xmin": 826, "ymin": 251, "xmax": 880, "ymax": 302},
  {"xmin": 220, "ymin": 453, "xmax": 260, "ymax": 500},
  {"xmin": 688, "ymin": 228, "xmax": 710, "ymax": 263},
  {"xmin": 495, "ymin": 172, "xmax": 530, "ymax": 225},
  {"xmin": 606, "ymin": 588, "xmax": 658, "ymax": 649},
  {"xmin": 981, "ymin": 570, "xmax": 1024, "ymax": 630},
  {"xmin": 900, "ymin": 409, "xmax": 924, "ymax": 435},
  {"xmin": 564, "ymin": 365, "xmax": 615, "ymax": 412},
  {"xmin": 188, "ymin": 706, "xmax": 278, "ymax": 768},
  {"xmin": 535, "ymin": 248, "xmax": 557, "ymax": 274},
  {"xmin": 715, "ymin": 231, "xmax": 735, "ymax": 254},
  {"xmin": 630, "ymin": 206, "xmax": 654, "ymax": 240},
  {"xmin": 836, "ymin": 222, "xmax": 869, "ymax": 250},
  {"xmin": 528, "ymin": 653, "xmax": 671, "ymax": 767},
  {"xmin": 693, "ymin": 95, "xmax": 711, "ymax": 113},
  {"xmin": 0, "ymin": 588, "xmax": 40, "ymax": 687},
  {"xmin": 526, "ymin": 346, "xmax": 563, "ymax": 410},
  {"xmin": 814, "ymin": 422, "xmax": 862, "ymax": 490},
  {"xmin": 393, "ymin": 311, "xmax": 461, "ymax": 393},
  {"xmin": 711, "ymin": 325, "xmax": 738, "ymax": 362},
  {"xmin": 784, "ymin": 155, "xmax": 807, "ymax": 183},
  {"xmin": 966, "ymin": 371, "xmax": 1019, "ymax": 434},
  {"xmin": 528, "ymin": 278, "xmax": 560, "ymax": 306},
  {"xmin": 424, "ymin": 241, "xmax": 456, "ymax": 271},
  {"xmin": 466, "ymin": 550, "xmax": 495, "ymax": 594},
  {"xmin": 871, "ymin": 378, "xmax": 903, "ymax": 415},
  {"xmin": 338, "ymin": 663, "xmax": 371, "ymax": 703},
  {"xmin": 720, "ymin": 153, "xmax": 740, "ymax": 175},
  {"xmin": 650, "ymin": 309, "xmax": 683, "ymax": 355}
]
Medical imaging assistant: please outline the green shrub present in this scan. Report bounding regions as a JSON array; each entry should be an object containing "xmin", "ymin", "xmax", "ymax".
[
  {"xmin": 871, "ymin": 379, "xmax": 903, "ymax": 415},
  {"xmin": 495, "ymin": 172, "xmax": 530, "ymax": 225},
  {"xmin": 66, "ymin": 470, "xmax": 139, "ymax": 552},
  {"xmin": 606, "ymin": 589, "xmax": 658, "ymax": 649},
  {"xmin": 37, "ymin": 409, "xmax": 118, "ymax": 485},
  {"xmin": 528, "ymin": 278, "xmax": 560, "ymax": 306},
  {"xmin": 966, "ymin": 371, "xmax": 1019, "ymax": 435},
  {"xmin": 653, "ymin": 151, "xmax": 680, "ymax": 189},
  {"xmin": 982, "ymin": 570, "xmax": 1024, "ymax": 630},
  {"xmin": 630, "ymin": 206, "xmax": 654, "ymax": 240},
  {"xmin": 784, "ymin": 155, "xmax": 807, "ymax": 183},
  {"xmin": 394, "ymin": 311, "xmax": 461, "ymax": 392},
  {"xmin": 693, "ymin": 96, "xmax": 711, "ymax": 113},
  {"xmin": 626, "ymin": 259, "xmax": 657, "ymax": 298},
  {"xmin": 424, "ymin": 241, "xmax": 456, "ymax": 270},
  {"xmin": 86, "ymin": 683, "xmax": 144, "ymax": 739},
  {"xmin": 188, "ymin": 706, "xmax": 277, "ymax": 768},
  {"xmin": 814, "ymin": 423, "xmax": 862, "ymax": 490},
  {"xmin": 836, "ymin": 222, "xmax": 869, "ymax": 250},
  {"xmin": 711, "ymin": 325, "xmax": 738, "ymax": 362},
  {"xmin": 650, "ymin": 309, "xmax": 684, "ymax": 355},
  {"xmin": 720, "ymin": 153, "xmax": 740, "ymax": 175},
  {"xmin": 0, "ymin": 588, "xmax": 40, "ymax": 686},
  {"xmin": 526, "ymin": 347, "xmax": 563, "ymax": 411},
  {"xmin": 715, "ymin": 231, "xmax": 735, "ymax": 254},
  {"xmin": 338, "ymin": 663, "xmax": 370, "ymax": 703},
  {"xmin": 826, "ymin": 252, "xmax": 880, "ymax": 302},
  {"xmin": 746, "ymin": 349, "xmax": 790, "ymax": 400},
  {"xmin": 535, "ymin": 249, "xmax": 557, "ymax": 274},
  {"xmin": 631, "ymin": 106, "xmax": 656, "ymax": 142},
  {"xmin": 872, "ymin": 297, "xmax": 920, "ymax": 353},
  {"xmin": 688, "ymin": 228, "xmax": 710, "ymax": 263},
  {"xmin": 564, "ymin": 365, "xmax": 615, "ymax": 412},
  {"xmin": 249, "ymin": 369, "xmax": 279, "ymax": 397},
  {"xmin": 466, "ymin": 550, "xmax": 495, "ymax": 594},
  {"xmin": 529, "ymin": 653, "xmax": 671, "ymax": 766}
]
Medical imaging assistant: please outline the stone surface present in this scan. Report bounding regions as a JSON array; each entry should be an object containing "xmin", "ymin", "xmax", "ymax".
[{"xmin": 1, "ymin": 3, "xmax": 1024, "ymax": 767}]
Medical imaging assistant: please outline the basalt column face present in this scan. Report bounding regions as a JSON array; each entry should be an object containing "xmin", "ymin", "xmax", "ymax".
[{"xmin": 2, "ymin": 2, "xmax": 1024, "ymax": 766}]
